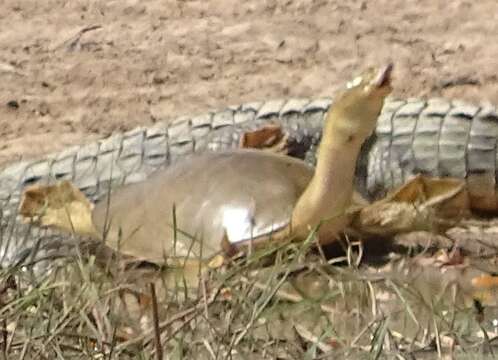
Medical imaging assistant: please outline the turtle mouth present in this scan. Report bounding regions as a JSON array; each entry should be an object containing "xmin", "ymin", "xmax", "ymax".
[{"xmin": 373, "ymin": 63, "xmax": 393, "ymax": 89}]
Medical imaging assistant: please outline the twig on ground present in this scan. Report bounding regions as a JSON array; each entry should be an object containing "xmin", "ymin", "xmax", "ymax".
[
  {"xmin": 149, "ymin": 283, "xmax": 163, "ymax": 360},
  {"xmin": 54, "ymin": 25, "xmax": 102, "ymax": 52}
]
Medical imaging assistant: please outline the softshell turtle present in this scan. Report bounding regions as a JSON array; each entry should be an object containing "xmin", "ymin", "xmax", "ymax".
[{"xmin": 21, "ymin": 64, "xmax": 393, "ymax": 263}]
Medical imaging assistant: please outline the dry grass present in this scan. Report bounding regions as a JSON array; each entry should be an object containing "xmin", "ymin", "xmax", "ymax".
[{"xmin": 1, "ymin": 229, "xmax": 498, "ymax": 359}]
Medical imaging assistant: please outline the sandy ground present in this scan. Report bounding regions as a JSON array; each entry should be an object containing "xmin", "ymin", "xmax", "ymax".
[{"xmin": 1, "ymin": 0, "xmax": 497, "ymax": 166}]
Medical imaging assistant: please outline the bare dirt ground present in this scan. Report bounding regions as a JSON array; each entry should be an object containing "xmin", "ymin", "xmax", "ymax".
[{"xmin": 1, "ymin": 0, "xmax": 497, "ymax": 166}]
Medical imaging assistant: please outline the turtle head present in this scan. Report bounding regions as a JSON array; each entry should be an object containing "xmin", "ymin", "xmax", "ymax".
[{"xmin": 329, "ymin": 63, "xmax": 393, "ymax": 142}]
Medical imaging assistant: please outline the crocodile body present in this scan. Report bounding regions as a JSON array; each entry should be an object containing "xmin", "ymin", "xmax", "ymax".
[{"xmin": 1, "ymin": 97, "xmax": 497, "ymax": 266}]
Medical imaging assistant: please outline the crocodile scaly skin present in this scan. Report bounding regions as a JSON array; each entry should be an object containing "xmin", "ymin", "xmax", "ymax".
[{"xmin": 0, "ymin": 97, "xmax": 496, "ymax": 266}]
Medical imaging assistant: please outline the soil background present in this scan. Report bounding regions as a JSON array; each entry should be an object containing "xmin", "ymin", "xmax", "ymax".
[{"xmin": 1, "ymin": 0, "xmax": 497, "ymax": 166}]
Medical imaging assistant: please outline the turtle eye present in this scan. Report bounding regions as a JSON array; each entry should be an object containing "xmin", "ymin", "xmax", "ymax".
[{"xmin": 346, "ymin": 75, "xmax": 363, "ymax": 89}]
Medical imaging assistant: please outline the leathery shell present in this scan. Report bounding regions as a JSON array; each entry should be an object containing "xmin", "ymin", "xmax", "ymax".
[{"xmin": 92, "ymin": 149, "xmax": 313, "ymax": 262}]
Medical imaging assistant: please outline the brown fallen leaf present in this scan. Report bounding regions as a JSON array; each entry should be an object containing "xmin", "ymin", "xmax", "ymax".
[
  {"xmin": 352, "ymin": 175, "xmax": 471, "ymax": 236},
  {"xmin": 239, "ymin": 124, "xmax": 289, "ymax": 153},
  {"xmin": 472, "ymin": 274, "xmax": 498, "ymax": 290},
  {"xmin": 20, "ymin": 180, "xmax": 98, "ymax": 237},
  {"xmin": 466, "ymin": 171, "xmax": 498, "ymax": 212},
  {"xmin": 471, "ymin": 275, "xmax": 498, "ymax": 305}
]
